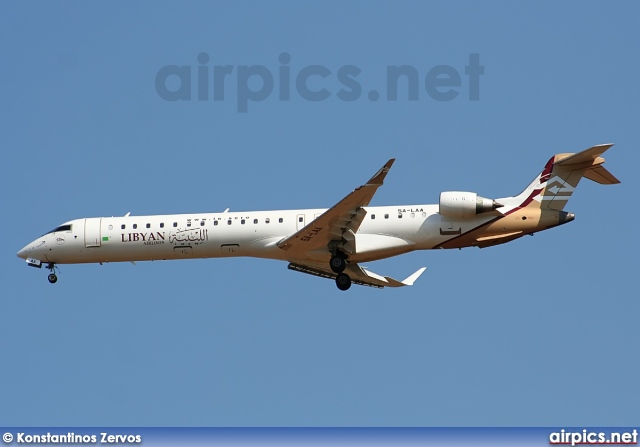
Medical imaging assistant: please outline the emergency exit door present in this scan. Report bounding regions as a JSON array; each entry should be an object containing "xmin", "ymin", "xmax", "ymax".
[{"xmin": 296, "ymin": 214, "xmax": 305, "ymax": 230}]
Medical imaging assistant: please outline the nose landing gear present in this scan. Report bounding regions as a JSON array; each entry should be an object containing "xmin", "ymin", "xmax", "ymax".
[{"xmin": 46, "ymin": 263, "xmax": 58, "ymax": 284}]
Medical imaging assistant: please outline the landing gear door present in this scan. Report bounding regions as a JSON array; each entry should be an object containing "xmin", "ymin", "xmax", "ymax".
[{"xmin": 84, "ymin": 218, "xmax": 102, "ymax": 247}]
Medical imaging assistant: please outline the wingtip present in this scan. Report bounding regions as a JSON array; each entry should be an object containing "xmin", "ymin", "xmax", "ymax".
[
  {"xmin": 402, "ymin": 267, "xmax": 427, "ymax": 286},
  {"xmin": 384, "ymin": 158, "xmax": 396, "ymax": 170},
  {"xmin": 367, "ymin": 158, "xmax": 396, "ymax": 185}
]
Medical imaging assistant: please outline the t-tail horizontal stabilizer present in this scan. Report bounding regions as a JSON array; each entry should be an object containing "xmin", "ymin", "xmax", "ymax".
[{"xmin": 553, "ymin": 143, "xmax": 620, "ymax": 185}]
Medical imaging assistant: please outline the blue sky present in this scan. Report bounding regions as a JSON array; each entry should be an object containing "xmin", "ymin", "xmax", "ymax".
[{"xmin": 1, "ymin": 1, "xmax": 638, "ymax": 427}]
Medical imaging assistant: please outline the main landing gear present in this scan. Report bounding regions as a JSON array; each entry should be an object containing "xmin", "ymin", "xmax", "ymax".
[
  {"xmin": 46, "ymin": 263, "xmax": 58, "ymax": 284},
  {"xmin": 329, "ymin": 255, "xmax": 347, "ymax": 274},
  {"xmin": 335, "ymin": 273, "xmax": 351, "ymax": 291},
  {"xmin": 330, "ymin": 252, "xmax": 351, "ymax": 291}
]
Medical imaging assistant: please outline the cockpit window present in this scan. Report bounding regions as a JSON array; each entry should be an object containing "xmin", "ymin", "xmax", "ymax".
[{"xmin": 44, "ymin": 224, "xmax": 72, "ymax": 235}]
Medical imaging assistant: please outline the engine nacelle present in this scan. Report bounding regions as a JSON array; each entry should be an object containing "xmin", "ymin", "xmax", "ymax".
[{"xmin": 439, "ymin": 191, "xmax": 502, "ymax": 219}]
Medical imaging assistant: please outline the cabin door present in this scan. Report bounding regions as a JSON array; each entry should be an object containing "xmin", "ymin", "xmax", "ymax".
[{"xmin": 84, "ymin": 218, "xmax": 102, "ymax": 247}]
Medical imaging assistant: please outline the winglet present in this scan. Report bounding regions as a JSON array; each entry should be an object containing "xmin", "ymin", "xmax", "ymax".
[
  {"xmin": 378, "ymin": 266, "xmax": 427, "ymax": 287},
  {"xmin": 399, "ymin": 267, "xmax": 427, "ymax": 286},
  {"xmin": 366, "ymin": 158, "xmax": 395, "ymax": 186}
]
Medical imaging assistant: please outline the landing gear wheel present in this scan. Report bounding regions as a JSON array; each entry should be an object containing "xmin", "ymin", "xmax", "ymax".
[
  {"xmin": 330, "ymin": 255, "xmax": 347, "ymax": 274},
  {"xmin": 335, "ymin": 273, "xmax": 351, "ymax": 291},
  {"xmin": 46, "ymin": 263, "xmax": 58, "ymax": 284}
]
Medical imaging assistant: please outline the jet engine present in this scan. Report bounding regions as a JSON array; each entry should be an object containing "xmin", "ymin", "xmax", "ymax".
[{"xmin": 439, "ymin": 191, "xmax": 503, "ymax": 219}]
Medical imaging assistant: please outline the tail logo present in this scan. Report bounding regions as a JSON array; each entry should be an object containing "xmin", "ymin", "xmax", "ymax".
[{"xmin": 541, "ymin": 175, "xmax": 575, "ymax": 200}]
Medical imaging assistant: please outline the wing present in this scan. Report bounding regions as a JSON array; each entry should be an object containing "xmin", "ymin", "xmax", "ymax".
[
  {"xmin": 288, "ymin": 260, "xmax": 426, "ymax": 289},
  {"xmin": 277, "ymin": 159, "xmax": 395, "ymax": 257}
]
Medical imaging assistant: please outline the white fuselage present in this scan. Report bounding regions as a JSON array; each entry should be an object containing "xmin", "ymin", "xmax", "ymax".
[
  {"xmin": 16, "ymin": 145, "xmax": 618, "ymax": 289},
  {"xmin": 17, "ymin": 205, "xmax": 497, "ymax": 266}
]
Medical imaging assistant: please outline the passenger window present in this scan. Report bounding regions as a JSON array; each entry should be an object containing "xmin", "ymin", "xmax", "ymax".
[
  {"xmin": 410, "ymin": 213, "xmax": 415, "ymax": 218},
  {"xmin": 160, "ymin": 223, "xmax": 164, "ymax": 228},
  {"xmin": 200, "ymin": 221, "xmax": 205, "ymax": 226},
  {"xmin": 398, "ymin": 214, "xmax": 403, "ymax": 219},
  {"xmin": 133, "ymin": 224, "xmax": 137, "ymax": 229},
  {"xmin": 146, "ymin": 223, "xmax": 150, "ymax": 228},
  {"xmin": 108, "ymin": 224, "xmax": 113, "ymax": 230},
  {"xmin": 241, "ymin": 219, "xmax": 245, "ymax": 224},
  {"xmin": 298, "ymin": 217, "xmax": 303, "ymax": 222},
  {"xmin": 253, "ymin": 219, "xmax": 258, "ymax": 224},
  {"xmin": 187, "ymin": 221, "xmax": 191, "ymax": 227},
  {"xmin": 371, "ymin": 214, "xmax": 375, "ymax": 220},
  {"xmin": 279, "ymin": 218, "xmax": 283, "ymax": 223},
  {"xmin": 227, "ymin": 220, "xmax": 232, "ymax": 225},
  {"xmin": 384, "ymin": 214, "xmax": 389, "ymax": 219},
  {"xmin": 214, "ymin": 221, "xmax": 218, "ymax": 226},
  {"xmin": 266, "ymin": 218, "xmax": 270, "ymax": 224},
  {"xmin": 121, "ymin": 224, "xmax": 126, "ymax": 230},
  {"xmin": 173, "ymin": 222, "xmax": 177, "ymax": 227}
]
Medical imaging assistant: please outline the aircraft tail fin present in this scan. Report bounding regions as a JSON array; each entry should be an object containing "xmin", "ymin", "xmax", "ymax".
[{"xmin": 499, "ymin": 143, "xmax": 619, "ymax": 213}]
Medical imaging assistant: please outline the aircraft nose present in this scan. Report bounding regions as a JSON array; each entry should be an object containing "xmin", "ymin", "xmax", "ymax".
[
  {"xmin": 17, "ymin": 245, "xmax": 29, "ymax": 259},
  {"xmin": 17, "ymin": 239, "xmax": 46, "ymax": 260}
]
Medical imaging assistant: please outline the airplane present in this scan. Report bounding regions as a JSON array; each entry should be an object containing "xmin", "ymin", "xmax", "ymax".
[{"xmin": 17, "ymin": 144, "xmax": 619, "ymax": 291}]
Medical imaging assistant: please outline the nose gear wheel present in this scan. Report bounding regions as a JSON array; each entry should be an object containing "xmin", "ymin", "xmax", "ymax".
[{"xmin": 46, "ymin": 263, "xmax": 59, "ymax": 284}]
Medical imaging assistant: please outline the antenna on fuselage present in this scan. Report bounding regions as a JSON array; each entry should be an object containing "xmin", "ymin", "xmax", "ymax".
[{"xmin": 124, "ymin": 212, "xmax": 131, "ymax": 217}]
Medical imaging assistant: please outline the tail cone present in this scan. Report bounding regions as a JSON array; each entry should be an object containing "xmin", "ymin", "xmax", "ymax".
[{"xmin": 558, "ymin": 211, "xmax": 575, "ymax": 225}]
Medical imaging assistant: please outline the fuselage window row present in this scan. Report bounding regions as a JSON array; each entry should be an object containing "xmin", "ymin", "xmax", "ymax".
[{"xmin": 104, "ymin": 214, "xmax": 299, "ymax": 234}]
